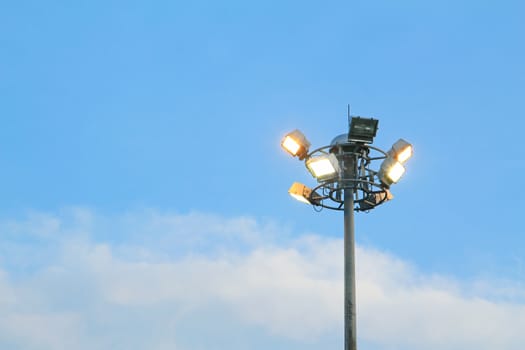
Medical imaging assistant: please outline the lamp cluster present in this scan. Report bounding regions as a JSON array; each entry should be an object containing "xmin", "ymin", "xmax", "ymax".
[
  {"xmin": 281, "ymin": 117, "xmax": 413, "ymax": 210},
  {"xmin": 377, "ymin": 138, "xmax": 413, "ymax": 186}
]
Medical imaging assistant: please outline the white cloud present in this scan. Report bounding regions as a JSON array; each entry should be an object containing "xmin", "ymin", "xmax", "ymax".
[
  {"xmin": 356, "ymin": 249, "xmax": 525, "ymax": 349},
  {"xmin": 0, "ymin": 209, "xmax": 524, "ymax": 349}
]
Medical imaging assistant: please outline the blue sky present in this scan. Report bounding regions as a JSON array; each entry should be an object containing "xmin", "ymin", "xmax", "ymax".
[{"xmin": 1, "ymin": 1, "xmax": 525, "ymax": 349}]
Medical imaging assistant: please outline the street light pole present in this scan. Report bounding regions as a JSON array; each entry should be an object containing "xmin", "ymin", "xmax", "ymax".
[
  {"xmin": 344, "ymin": 187, "xmax": 357, "ymax": 350},
  {"xmin": 281, "ymin": 115, "xmax": 413, "ymax": 350}
]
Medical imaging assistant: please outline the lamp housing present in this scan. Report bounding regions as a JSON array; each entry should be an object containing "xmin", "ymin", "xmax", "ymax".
[
  {"xmin": 348, "ymin": 117, "xmax": 379, "ymax": 144},
  {"xmin": 281, "ymin": 129, "xmax": 311, "ymax": 160},
  {"xmin": 388, "ymin": 139, "xmax": 413, "ymax": 164},
  {"xmin": 359, "ymin": 190, "xmax": 394, "ymax": 210},
  {"xmin": 306, "ymin": 153, "xmax": 340, "ymax": 181},
  {"xmin": 378, "ymin": 157, "xmax": 405, "ymax": 187},
  {"xmin": 288, "ymin": 182, "xmax": 321, "ymax": 205}
]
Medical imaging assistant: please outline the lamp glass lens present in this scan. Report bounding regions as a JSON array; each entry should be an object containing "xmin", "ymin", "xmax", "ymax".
[
  {"xmin": 289, "ymin": 192, "xmax": 311, "ymax": 204},
  {"xmin": 308, "ymin": 158, "xmax": 336, "ymax": 178},
  {"xmin": 354, "ymin": 124, "xmax": 374, "ymax": 134},
  {"xmin": 282, "ymin": 136, "xmax": 301, "ymax": 156},
  {"xmin": 397, "ymin": 146, "xmax": 412, "ymax": 163},
  {"xmin": 387, "ymin": 162, "xmax": 405, "ymax": 183}
]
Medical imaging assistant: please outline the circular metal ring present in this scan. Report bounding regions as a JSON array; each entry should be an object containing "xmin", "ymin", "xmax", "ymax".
[{"xmin": 305, "ymin": 143, "xmax": 390, "ymax": 211}]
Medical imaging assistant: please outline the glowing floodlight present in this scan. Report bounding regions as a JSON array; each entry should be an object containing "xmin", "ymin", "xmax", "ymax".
[
  {"xmin": 378, "ymin": 157, "xmax": 406, "ymax": 186},
  {"xmin": 288, "ymin": 182, "xmax": 321, "ymax": 205},
  {"xmin": 389, "ymin": 139, "xmax": 413, "ymax": 164},
  {"xmin": 281, "ymin": 129, "xmax": 311, "ymax": 160},
  {"xmin": 348, "ymin": 117, "xmax": 379, "ymax": 144},
  {"xmin": 306, "ymin": 153, "xmax": 340, "ymax": 181}
]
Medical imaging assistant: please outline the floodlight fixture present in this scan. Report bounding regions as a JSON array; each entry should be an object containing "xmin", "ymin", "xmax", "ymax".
[
  {"xmin": 306, "ymin": 153, "xmax": 340, "ymax": 181},
  {"xmin": 358, "ymin": 190, "xmax": 394, "ymax": 211},
  {"xmin": 348, "ymin": 117, "xmax": 379, "ymax": 144},
  {"xmin": 389, "ymin": 139, "xmax": 413, "ymax": 164},
  {"xmin": 288, "ymin": 182, "xmax": 321, "ymax": 205},
  {"xmin": 281, "ymin": 129, "xmax": 311, "ymax": 160},
  {"xmin": 378, "ymin": 157, "xmax": 406, "ymax": 186}
]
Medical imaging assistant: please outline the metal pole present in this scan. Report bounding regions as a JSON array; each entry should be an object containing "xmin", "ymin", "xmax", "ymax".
[{"xmin": 344, "ymin": 187, "xmax": 357, "ymax": 350}]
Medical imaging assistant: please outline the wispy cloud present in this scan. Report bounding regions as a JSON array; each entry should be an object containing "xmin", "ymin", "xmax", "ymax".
[{"xmin": 0, "ymin": 209, "xmax": 524, "ymax": 349}]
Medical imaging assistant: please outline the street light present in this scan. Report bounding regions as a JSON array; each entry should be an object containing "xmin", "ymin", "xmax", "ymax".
[
  {"xmin": 348, "ymin": 117, "xmax": 379, "ymax": 143},
  {"xmin": 388, "ymin": 138, "xmax": 413, "ymax": 164},
  {"xmin": 281, "ymin": 112, "xmax": 413, "ymax": 350},
  {"xmin": 358, "ymin": 189, "xmax": 394, "ymax": 211},
  {"xmin": 288, "ymin": 182, "xmax": 321, "ymax": 205},
  {"xmin": 281, "ymin": 129, "xmax": 311, "ymax": 160},
  {"xmin": 378, "ymin": 157, "xmax": 406, "ymax": 186},
  {"xmin": 378, "ymin": 139, "xmax": 413, "ymax": 187},
  {"xmin": 306, "ymin": 153, "xmax": 340, "ymax": 181}
]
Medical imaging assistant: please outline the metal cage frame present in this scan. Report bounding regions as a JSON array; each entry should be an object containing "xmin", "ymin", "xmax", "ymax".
[{"xmin": 305, "ymin": 142, "xmax": 390, "ymax": 211}]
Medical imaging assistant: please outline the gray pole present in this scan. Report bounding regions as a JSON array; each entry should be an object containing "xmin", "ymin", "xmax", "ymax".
[{"xmin": 344, "ymin": 187, "xmax": 357, "ymax": 350}]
